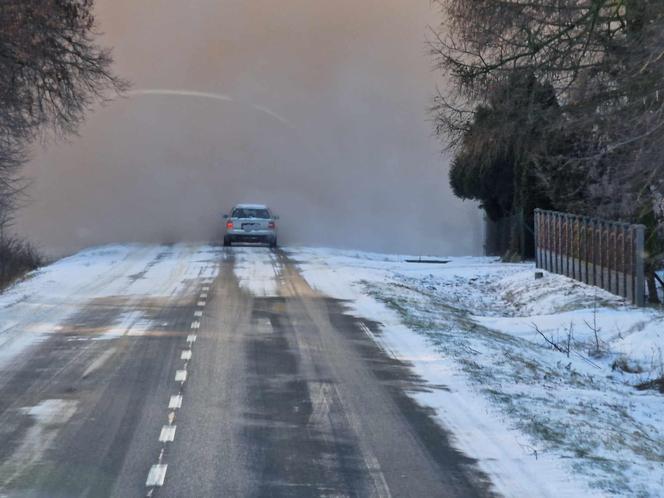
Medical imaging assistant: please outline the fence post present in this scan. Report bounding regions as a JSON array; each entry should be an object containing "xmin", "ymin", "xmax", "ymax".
[
  {"xmin": 635, "ymin": 224, "xmax": 646, "ymax": 307},
  {"xmin": 591, "ymin": 219, "xmax": 596, "ymax": 286},
  {"xmin": 565, "ymin": 213, "xmax": 571, "ymax": 277},
  {"xmin": 553, "ymin": 213, "xmax": 558, "ymax": 273},
  {"xmin": 599, "ymin": 221, "xmax": 604, "ymax": 290},
  {"xmin": 534, "ymin": 210, "xmax": 541, "ymax": 268},
  {"xmin": 520, "ymin": 209, "xmax": 526, "ymax": 261},
  {"xmin": 548, "ymin": 212, "xmax": 552, "ymax": 271},
  {"xmin": 584, "ymin": 218, "xmax": 590, "ymax": 284},
  {"xmin": 620, "ymin": 225, "xmax": 627, "ymax": 298}
]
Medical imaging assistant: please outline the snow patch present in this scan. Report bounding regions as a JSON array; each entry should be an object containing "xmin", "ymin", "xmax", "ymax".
[
  {"xmin": 22, "ymin": 399, "xmax": 78, "ymax": 425},
  {"xmin": 231, "ymin": 247, "xmax": 280, "ymax": 296}
]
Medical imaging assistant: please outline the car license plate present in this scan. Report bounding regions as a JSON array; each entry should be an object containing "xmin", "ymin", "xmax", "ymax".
[{"xmin": 242, "ymin": 223, "xmax": 257, "ymax": 231}]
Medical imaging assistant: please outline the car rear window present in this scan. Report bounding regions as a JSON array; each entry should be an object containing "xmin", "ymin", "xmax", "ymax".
[{"xmin": 232, "ymin": 208, "xmax": 271, "ymax": 219}]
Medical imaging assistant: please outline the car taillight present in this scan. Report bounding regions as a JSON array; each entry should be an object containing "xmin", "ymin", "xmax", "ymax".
[
  {"xmin": 268, "ymin": 221, "xmax": 276, "ymax": 229},
  {"xmin": 226, "ymin": 221, "xmax": 234, "ymax": 230}
]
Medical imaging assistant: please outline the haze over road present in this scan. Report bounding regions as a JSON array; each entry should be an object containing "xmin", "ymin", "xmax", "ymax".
[
  {"xmin": 16, "ymin": 0, "xmax": 482, "ymax": 257},
  {"xmin": 0, "ymin": 245, "xmax": 493, "ymax": 498}
]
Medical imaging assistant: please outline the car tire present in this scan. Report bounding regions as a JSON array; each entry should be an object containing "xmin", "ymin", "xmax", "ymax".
[
  {"xmin": 223, "ymin": 236, "xmax": 231, "ymax": 247},
  {"xmin": 269, "ymin": 237, "xmax": 277, "ymax": 248}
]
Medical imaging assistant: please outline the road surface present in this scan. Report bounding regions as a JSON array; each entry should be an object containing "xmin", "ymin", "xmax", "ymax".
[{"xmin": 0, "ymin": 245, "xmax": 494, "ymax": 498}]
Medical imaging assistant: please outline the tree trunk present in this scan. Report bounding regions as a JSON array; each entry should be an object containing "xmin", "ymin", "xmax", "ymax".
[{"xmin": 646, "ymin": 272, "xmax": 661, "ymax": 304}]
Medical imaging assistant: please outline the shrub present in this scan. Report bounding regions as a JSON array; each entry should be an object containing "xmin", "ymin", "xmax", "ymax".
[{"xmin": 0, "ymin": 237, "xmax": 42, "ymax": 289}]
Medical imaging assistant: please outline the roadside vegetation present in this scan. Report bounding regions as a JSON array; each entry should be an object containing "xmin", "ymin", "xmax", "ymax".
[
  {"xmin": 0, "ymin": 0, "xmax": 125, "ymax": 285},
  {"xmin": 431, "ymin": 0, "xmax": 664, "ymax": 301}
]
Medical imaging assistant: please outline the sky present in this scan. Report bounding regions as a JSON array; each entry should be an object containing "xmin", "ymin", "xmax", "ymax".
[{"xmin": 15, "ymin": 0, "xmax": 482, "ymax": 257}]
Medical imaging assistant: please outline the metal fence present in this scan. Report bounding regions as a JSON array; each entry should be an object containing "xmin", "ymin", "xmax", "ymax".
[{"xmin": 534, "ymin": 209, "xmax": 645, "ymax": 306}]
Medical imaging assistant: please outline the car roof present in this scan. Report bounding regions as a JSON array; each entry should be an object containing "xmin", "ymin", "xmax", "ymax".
[{"xmin": 234, "ymin": 203, "xmax": 269, "ymax": 210}]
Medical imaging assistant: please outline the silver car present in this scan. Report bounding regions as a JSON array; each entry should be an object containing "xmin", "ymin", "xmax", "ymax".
[{"xmin": 223, "ymin": 204, "xmax": 279, "ymax": 247}]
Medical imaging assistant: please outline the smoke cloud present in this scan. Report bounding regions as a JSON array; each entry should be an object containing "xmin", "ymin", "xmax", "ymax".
[{"xmin": 16, "ymin": 0, "xmax": 482, "ymax": 257}]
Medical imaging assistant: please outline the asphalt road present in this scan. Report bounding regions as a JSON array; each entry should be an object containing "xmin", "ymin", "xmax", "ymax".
[{"xmin": 0, "ymin": 247, "xmax": 494, "ymax": 498}]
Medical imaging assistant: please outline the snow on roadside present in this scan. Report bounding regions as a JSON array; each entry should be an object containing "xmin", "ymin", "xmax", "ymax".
[
  {"xmin": 287, "ymin": 247, "xmax": 664, "ymax": 497},
  {"xmin": 481, "ymin": 268, "xmax": 664, "ymax": 375},
  {"xmin": 0, "ymin": 244, "xmax": 220, "ymax": 368}
]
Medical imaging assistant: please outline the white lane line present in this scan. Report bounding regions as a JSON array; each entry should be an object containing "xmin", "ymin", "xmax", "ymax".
[
  {"xmin": 187, "ymin": 334, "xmax": 197, "ymax": 343},
  {"xmin": 146, "ymin": 464, "xmax": 168, "ymax": 487},
  {"xmin": 169, "ymin": 395, "xmax": 183, "ymax": 409},
  {"xmin": 194, "ymin": 310, "xmax": 203, "ymax": 317},
  {"xmin": 202, "ymin": 286, "xmax": 210, "ymax": 292},
  {"xmin": 159, "ymin": 425, "xmax": 176, "ymax": 442},
  {"xmin": 175, "ymin": 370, "xmax": 187, "ymax": 382},
  {"xmin": 200, "ymin": 293, "xmax": 208, "ymax": 299},
  {"xmin": 197, "ymin": 301, "xmax": 206, "ymax": 307},
  {"xmin": 191, "ymin": 321, "xmax": 200, "ymax": 329},
  {"xmin": 203, "ymin": 279, "xmax": 213, "ymax": 284},
  {"xmin": 181, "ymin": 350, "xmax": 192, "ymax": 360}
]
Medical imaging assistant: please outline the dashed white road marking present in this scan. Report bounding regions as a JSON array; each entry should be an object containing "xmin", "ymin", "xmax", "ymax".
[
  {"xmin": 159, "ymin": 425, "xmax": 177, "ymax": 442},
  {"xmin": 147, "ymin": 277, "xmax": 212, "ymax": 495},
  {"xmin": 146, "ymin": 464, "xmax": 168, "ymax": 487}
]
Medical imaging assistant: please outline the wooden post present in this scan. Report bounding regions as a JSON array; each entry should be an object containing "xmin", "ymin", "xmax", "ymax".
[
  {"xmin": 534, "ymin": 209, "xmax": 541, "ymax": 268},
  {"xmin": 591, "ymin": 220, "xmax": 596, "ymax": 286},
  {"xmin": 599, "ymin": 221, "xmax": 604, "ymax": 290},
  {"xmin": 635, "ymin": 225, "xmax": 645, "ymax": 307},
  {"xmin": 622, "ymin": 226, "xmax": 627, "ymax": 300}
]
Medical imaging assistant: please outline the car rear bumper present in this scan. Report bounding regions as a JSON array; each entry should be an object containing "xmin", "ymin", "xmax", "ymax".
[
  {"xmin": 227, "ymin": 229, "xmax": 275, "ymax": 237},
  {"xmin": 227, "ymin": 235, "xmax": 274, "ymax": 242},
  {"xmin": 226, "ymin": 230, "xmax": 276, "ymax": 244}
]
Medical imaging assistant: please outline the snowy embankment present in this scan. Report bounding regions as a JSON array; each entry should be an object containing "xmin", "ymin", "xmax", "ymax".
[
  {"xmin": 0, "ymin": 244, "xmax": 219, "ymax": 369},
  {"xmin": 287, "ymin": 247, "xmax": 664, "ymax": 498}
]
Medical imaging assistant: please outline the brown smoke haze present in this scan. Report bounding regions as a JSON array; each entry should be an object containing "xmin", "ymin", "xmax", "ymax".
[{"xmin": 16, "ymin": 0, "xmax": 482, "ymax": 257}]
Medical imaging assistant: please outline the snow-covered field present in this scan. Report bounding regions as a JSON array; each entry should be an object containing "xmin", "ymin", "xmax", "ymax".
[{"xmin": 287, "ymin": 247, "xmax": 664, "ymax": 497}]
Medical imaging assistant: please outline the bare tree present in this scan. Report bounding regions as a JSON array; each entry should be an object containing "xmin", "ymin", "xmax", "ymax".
[
  {"xmin": 432, "ymin": 0, "xmax": 664, "ymax": 293},
  {"xmin": 0, "ymin": 0, "xmax": 127, "ymax": 139},
  {"xmin": 0, "ymin": 0, "xmax": 126, "ymax": 280}
]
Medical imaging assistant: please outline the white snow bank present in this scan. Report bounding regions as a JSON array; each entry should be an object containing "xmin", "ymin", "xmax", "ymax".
[{"xmin": 476, "ymin": 269, "xmax": 664, "ymax": 374}]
